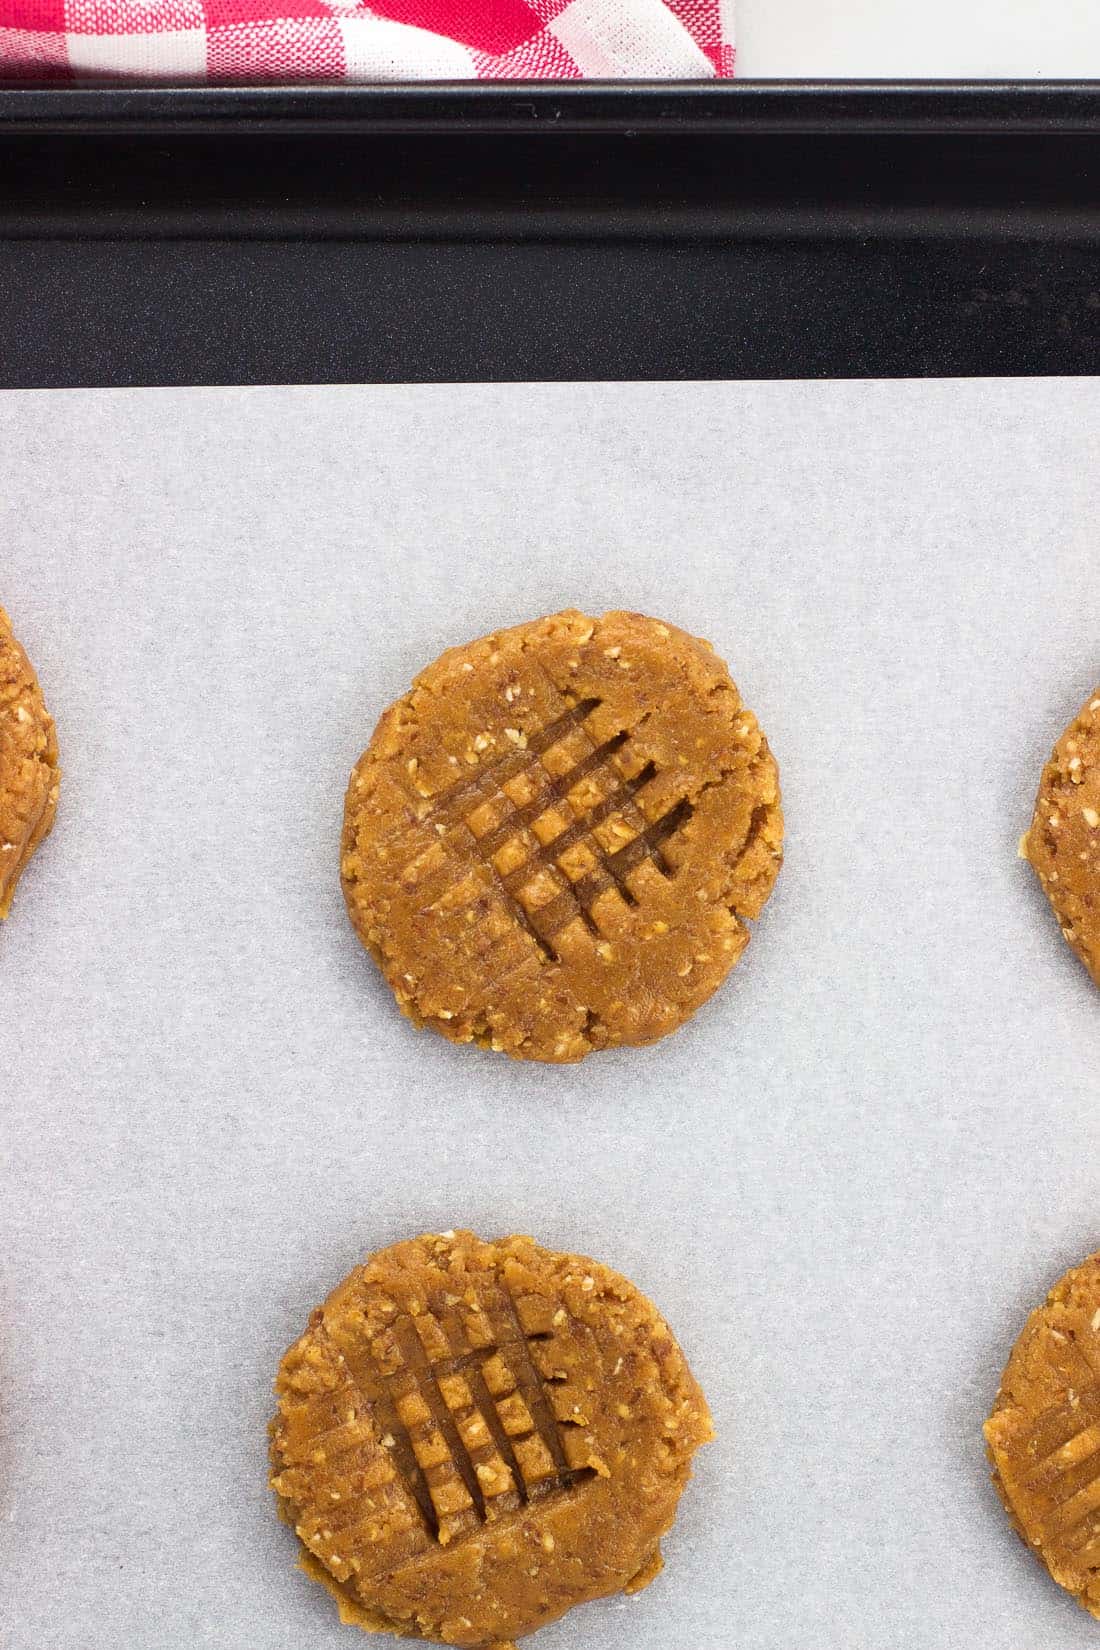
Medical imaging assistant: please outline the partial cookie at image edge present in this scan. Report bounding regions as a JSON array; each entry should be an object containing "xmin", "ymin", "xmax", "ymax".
[
  {"xmin": 985, "ymin": 1250, "xmax": 1100, "ymax": 1619},
  {"xmin": 1022, "ymin": 686, "xmax": 1100, "ymax": 988},
  {"xmin": 0, "ymin": 606, "xmax": 60, "ymax": 921}
]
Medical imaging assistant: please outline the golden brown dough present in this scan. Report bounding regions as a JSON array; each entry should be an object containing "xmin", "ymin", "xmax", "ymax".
[
  {"xmin": 1022, "ymin": 687, "xmax": 1100, "ymax": 987},
  {"xmin": 341, "ymin": 609, "xmax": 782, "ymax": 1062},
  {"xmin": 269, "ymin": 1230, "xmax": 713, "ymax": 1648},
  {"xmin": 985, "ymin": 1251, "xmax": 1100, "ymax": 1617},
  {"xmin": 0, "ymin": 606, "xmax": 59, "ymax": 920}
]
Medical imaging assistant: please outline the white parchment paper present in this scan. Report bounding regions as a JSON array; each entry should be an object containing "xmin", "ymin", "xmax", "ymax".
[{"xmin": 1, "ymin": 379, "xmax": 1099, "ymax": 1650}]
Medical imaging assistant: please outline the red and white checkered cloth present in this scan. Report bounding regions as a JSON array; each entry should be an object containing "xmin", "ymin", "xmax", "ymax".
[{"xmin": 1, "ymin": 0, "xmax": 731, "ymax": 80}]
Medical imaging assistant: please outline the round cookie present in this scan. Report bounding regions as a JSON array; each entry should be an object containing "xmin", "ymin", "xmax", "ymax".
[
  {"xmin": 985, "ymin": 1251, "xmax": 1100, "ymax": 1617},
  {"xmin": 270, "ymin": 1231, "xmax": 712, "ymax": 1649},
  {"xmin": 0, "ymin": 607, "xmax": 59, "ymax": 920},
  {"xmin": 1022, "ymin": 687, "xmax": 1100, "ymax": 987},
  {"xmin": 341, "ymin": 609, "xmax": 782, "ymax": 1062}
]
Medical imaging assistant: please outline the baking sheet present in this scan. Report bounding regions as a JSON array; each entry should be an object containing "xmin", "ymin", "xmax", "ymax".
[{"xmin": 1, "ymin": 378, "xmax": 1098, "ymax": 1650}]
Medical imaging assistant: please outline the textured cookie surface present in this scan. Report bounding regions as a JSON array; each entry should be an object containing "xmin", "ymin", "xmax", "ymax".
[
  {"xmin": 985, "ymin": 1251, "xmax": 1100, "ymax": 1617},
  {"xmin": 1023, "ymin": 688, "xmax": 1100, "ymax": 987},
  {"xmin": 270, "ymin": 1231, "xmax": 713, "ymax": 1649},
  {"xmin": 0, "ymin": 607, "xmax": 59, "ymax": 919},
  {"xmin": 341, "ymin": 609, "xmax": 782, "ymax": 1062}
]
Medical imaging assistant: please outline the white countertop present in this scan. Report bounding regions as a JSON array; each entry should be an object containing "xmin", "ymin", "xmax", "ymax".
[{"xmin": 737, "ymin": 0, "xmax": 1100, "ymax": 78}]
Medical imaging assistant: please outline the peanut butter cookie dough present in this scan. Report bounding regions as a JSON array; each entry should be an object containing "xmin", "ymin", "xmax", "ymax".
[
  {"xmin": 985, "ymin": 1251, "xmax": 1100, "ymax": 1618},
  {"xmin": 341, "ymin": 609, "xmax": 782, "ymax": 1062},
  {"xmin": 1022, "ymin": 688, "xmax": 1100, "ymax": 988},
  {"xmin": 270, "ymin": 1231, "xmax": 712, "ymax": 1649},
  {"xmin": 0, "ymin": 607, "xmax": 59, "ymax": 920}
]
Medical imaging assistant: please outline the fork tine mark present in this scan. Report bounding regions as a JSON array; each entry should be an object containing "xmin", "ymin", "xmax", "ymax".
[
  {"xmin": 392, "ymin": 1316, "xmax": 488, "ymax": 1525},
  {"xmin": 481, "ymin": 1286, "xmax": 576, "ymax": 1493},
  {"xmin": 477, "ymin": 851, "xmax": 560, "ymax": 964},
  {"xmin": 488, "ymin": 756, "xmax": 662, "ymax": 949},
  {"xmin": 334, "ymin": 1336, "xmax": 440, "ymax": 1540},
  {"xmin": 603, "ymin": 797, "xmax": 694, "ymax": 883},
  {"xmin": 1028, "ymin": 1383, "xmax": 1100, "ymax": 1461},
  {"xmin": 517, "ymin": 878, "xmax": 608, "ymax": 946},
  {"xmin": 476, "ymin": 788, "xmax": 695, "ymax": 949},
  {"xmin": 386, "ymin": 659, "xmax": 695, "ymax": 960},
  {"xmin": 499, "ymin": 759, "xmax": 655, "ymax": 896},
  {"xmin": 1026, "ymin": 1421, "xmax": 1100, "ymax": 1495},
  {"xmin": 422, "ymin": 698, "xmax": 601, "ymax": 830},
  {"xmin": 474, "ymin": 731, "xmax": 630, "ymax": 861},
  {"xmin": 531, "ymin": 794, "xmax": 695, "ymax": 940},
  {"xmin": 435, "ymin": 1300, "xmax": 530, "ymax": 1510},
  {"xmin": 333, "ymin": 1298, "xmax": 595, "ymax": 1559},
  {"xmin": 399, "ymin": 727, "xmax": 629, "ymax": 922},
  {"xmin": 527, "ymin": 657, "xmax": 678, "ymax": 873}
]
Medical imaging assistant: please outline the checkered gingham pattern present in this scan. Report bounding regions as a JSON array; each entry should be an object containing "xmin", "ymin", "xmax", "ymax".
[{"xmin": 0, "ymin": 0, "xmax": 732, "ymax": 80}]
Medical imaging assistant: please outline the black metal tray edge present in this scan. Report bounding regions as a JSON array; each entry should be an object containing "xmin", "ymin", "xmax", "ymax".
[
  {"xmin": 3, "ymin": 80, "xmax": 1100, "ymax": 386},
  {"xmin": 3, "ymin": 79, "xmax": 1100, "ymax": 134}
]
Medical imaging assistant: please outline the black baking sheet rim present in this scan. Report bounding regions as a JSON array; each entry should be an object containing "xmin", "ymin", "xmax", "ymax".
[{"xmin": 1, "ymin": 80, "xmax": 1099, "ymax": 386}]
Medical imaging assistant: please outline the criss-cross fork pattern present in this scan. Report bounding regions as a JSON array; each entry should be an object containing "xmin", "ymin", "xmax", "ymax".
[
  {"xmin": 412, "ymin": 695, "xmax": 693, "ymax": 963},
  {"xmin": 1017, "ymin": 1341, "xmax": 1100, "ymax": 1562},
  {"xmin": 351, "ymin": 1290, "xmax": 592, "ymax": 1547}
]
